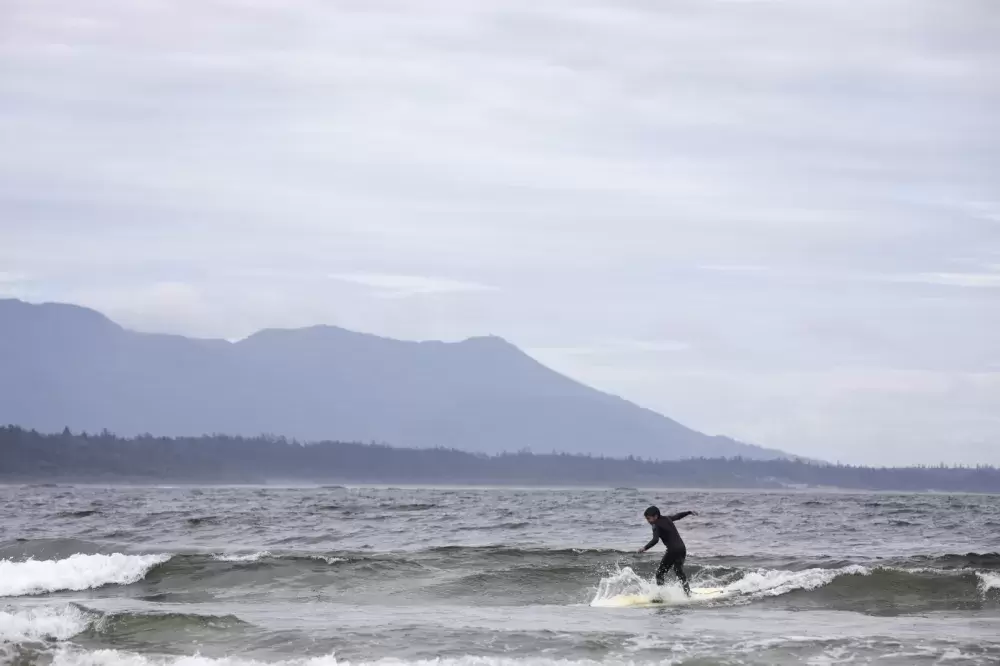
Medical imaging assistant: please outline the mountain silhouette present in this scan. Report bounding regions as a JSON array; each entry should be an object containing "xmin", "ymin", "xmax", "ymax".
[{"xmin": 0, "ymin": 299, "xmax": 788, "ymax": 460}]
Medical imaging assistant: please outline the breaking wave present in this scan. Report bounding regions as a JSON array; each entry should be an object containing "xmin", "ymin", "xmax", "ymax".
[
  {"xmin": 0, "ymin": 605, "xmax": 91, "ymax": 642},
  {"xmin": 0, "ymin": 553, "xmax": 170, "ymax": 597},
  {"xmin": 588, "ymin": 564, "xmax": 867, "ymax": 607},
  {"xmin": 721, "ymin": 564, "xmax": 871, "ymax": 598},
  {"xmin": 590, "ymin": 562, "xmax": 1000, "ymax": 609},
  {"xmin": 4, "ymin": 544, "xmax": 998, "ymax": 616},
  {"xmin": 590, "ymin": 564, "xmax": 874, "ymax": 607},
  {"xmin": 0, "ymin": 604, "xmax": 250, "ymax": 649}
]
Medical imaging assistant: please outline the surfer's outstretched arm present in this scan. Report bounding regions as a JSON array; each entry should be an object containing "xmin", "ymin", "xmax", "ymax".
[
  {"xmin": 668, "ymin": 511, "xmax": 695, "ymax": 521},
  {"xmin": 638, "ymin": 533, "xmax": 659, "ymax": 553}
]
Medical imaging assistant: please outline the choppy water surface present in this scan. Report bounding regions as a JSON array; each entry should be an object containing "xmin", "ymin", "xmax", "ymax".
[{"xmin": 1, "ymin": 486, "xmax": 999, "ymax": 665}]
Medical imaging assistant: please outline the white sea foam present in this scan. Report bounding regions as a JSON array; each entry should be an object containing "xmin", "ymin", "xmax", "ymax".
[
  {"xmin": 212, "ymin": 551, "xmax": 271, "ymax": 563},
  {"xmin": 0, "ymin": 553, "xmax": 170, "ymax": 597},
  {"xmin": 589, "ymin": 564, "xmax": 871, "ymax": 607},
  {"xmin": 310, "ymin": 556, "xmax": 347, "ymax": 565},
  {"xmin": 589, "ymin": 566, "xmax": 685, "ymax": 607},
  {"xmin": 977, "ymin": 572, "xmax": 1000, "ymax": 595},
  {"xmin": 720, "ymin": 564, "xmax": 870, "ymax": 598},
  {"xmin": 46, "ymin": 643, "xmax": 1000, "ymax": 666},
  {"xmin": 52, "ymin": 650, "xmax": 330, "ymax": 666},
  {"xmin": 0, "ymin": 604, "xmax": 91, "ymax": 642},
  {"xmin": 212, "ymin": 552, "xmax": 345, "ymax": 565},
  {"xmin": 51, "ymin": 650, "xmax": 649, "ymax": 666}
]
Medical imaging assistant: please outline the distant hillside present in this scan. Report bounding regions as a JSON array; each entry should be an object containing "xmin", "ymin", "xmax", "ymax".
[
  {"xmin": 0, "ymin": 299, "xmax": 789, "ymax": 460},
  {"xmin": 2, "ymin": 427, "xmax": 997, "ymax": 492}
]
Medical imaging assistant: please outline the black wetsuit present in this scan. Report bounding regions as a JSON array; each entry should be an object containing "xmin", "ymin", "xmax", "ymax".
[{"xmin": 642, "ymin": 511, "xmax": 693, "ymax": 593}]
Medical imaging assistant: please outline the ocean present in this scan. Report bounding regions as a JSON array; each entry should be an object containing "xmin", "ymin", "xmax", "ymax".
[{"xmin": 1, "ymin": 485, "xmax": 999, "ymax": 665}]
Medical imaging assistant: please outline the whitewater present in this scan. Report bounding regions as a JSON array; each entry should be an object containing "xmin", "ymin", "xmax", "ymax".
[
  {"xmin": 2, "ymin": 486, "xmax": 999, "ymax": 665},
  {"xmin": 0, "ymin": 553, "xmax": 169, "ymax": 597}
]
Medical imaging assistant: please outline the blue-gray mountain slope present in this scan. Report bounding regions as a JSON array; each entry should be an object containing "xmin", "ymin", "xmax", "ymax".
[{"xmin": 0, "ymin": 299, "xmax": 788, "ymax": 460}]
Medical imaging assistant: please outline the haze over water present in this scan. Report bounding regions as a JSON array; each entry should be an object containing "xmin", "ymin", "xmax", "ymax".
[{"xmin": 2, "ymin": 485, "xmax": 999, "ymax": 665}]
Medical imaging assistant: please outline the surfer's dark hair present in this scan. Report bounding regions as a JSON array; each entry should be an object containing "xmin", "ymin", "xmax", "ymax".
[{"xmin": 644, "ymin": 506, "xmax": 660, "ymax": 518}]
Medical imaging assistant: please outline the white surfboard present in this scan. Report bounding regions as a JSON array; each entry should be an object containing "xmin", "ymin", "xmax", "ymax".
[{"xmin": 592, "ymin": 586, "xmax": 728, "ymax": 608}]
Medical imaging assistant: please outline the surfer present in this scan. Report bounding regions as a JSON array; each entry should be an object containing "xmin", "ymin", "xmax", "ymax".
[{"xmin": 637, "ymin": 505, "xmax": 695, "ymax": 595}]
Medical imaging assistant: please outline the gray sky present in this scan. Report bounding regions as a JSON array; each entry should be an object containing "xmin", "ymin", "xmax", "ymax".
[{"xmin": 2, "ymin": 0, "xmax": 998, "ymax": 465}]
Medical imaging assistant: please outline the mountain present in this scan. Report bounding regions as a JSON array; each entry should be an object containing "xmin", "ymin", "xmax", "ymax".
[{"xmin": 0, "ymin": 299, "xmax": 789, "ymax": 460}]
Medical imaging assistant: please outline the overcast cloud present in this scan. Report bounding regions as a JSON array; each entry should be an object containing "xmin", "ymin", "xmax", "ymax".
[{"xmin": 2, "ymin": 0, "xmax": 998, "ymax": 464}]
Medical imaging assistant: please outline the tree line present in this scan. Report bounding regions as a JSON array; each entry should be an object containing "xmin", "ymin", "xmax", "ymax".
[{"xmin": 1, "ymin": 425, "xmax": 998, "ymax": 492}]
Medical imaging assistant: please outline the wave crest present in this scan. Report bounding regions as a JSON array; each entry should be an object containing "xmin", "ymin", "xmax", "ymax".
[
  {"xmin": 0, "ymin": 553, "xmax": 169, "ymax": 597},
  {"xmin": 0, "ymin": 605, "xmax": 90, "ymax": 642}
]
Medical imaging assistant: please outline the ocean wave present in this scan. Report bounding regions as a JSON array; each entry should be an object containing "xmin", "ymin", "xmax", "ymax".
[
  {"xmin": 903, "ymin": 552, "xmax": 1000, "ymax": 570},
  {"xmin": 591, "ymin": 564, "xmax": 869, "ymax": 607},
  {"xmin": 0, "ymin": 553, "xmax": 170, "ymax": 597},
  {"xmin": 0, "ymin": 605, "xmax": 90, "ymax": 642},
  {"xmin": 0, "ymin": 605, "xmax": 250, "ymax": 648},
  {"xmin": 722, "ymin": 564, "xmax": 872, "ymax": 598},
  {"xmin": 88, "ymin": 609, "xmax": 249, "ymax": 639},
  {"xmin": 8, "ymin": 546, "xmax": 993, "ymax": 608},
  {"xmin": 590, "ymin": 562, "xmax": 1000, "ymax": 610}
]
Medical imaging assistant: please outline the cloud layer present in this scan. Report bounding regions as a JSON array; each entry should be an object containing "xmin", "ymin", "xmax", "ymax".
[{"xmin": 2, "ymin": 0, "xmax": 998, "ymax": 464}]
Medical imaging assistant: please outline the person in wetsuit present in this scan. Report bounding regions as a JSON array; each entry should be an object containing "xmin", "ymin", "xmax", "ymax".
[{"xmin": 637, "ymin": 505, "xmax": 695, "ymax": 595}]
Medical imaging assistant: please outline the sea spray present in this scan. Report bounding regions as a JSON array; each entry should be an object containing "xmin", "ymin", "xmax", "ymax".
[{"xmin": 589, "ymin": 566, "xmax": 689, "ymax": 606}]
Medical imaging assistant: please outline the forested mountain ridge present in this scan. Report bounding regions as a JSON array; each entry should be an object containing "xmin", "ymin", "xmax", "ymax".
[{"xmin": 2, "ymin": 426, "xmax": 996, "ymax": 492}]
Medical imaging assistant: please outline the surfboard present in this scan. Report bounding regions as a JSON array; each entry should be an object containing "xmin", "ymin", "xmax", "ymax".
[{"xmin": 592, "ymin": 586, "xmax": 728, "ymax": 608}]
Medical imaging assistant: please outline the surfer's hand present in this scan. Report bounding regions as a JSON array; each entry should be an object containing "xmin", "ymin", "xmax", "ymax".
[{"xmin": 636, "ymin": 547, "xmax": 645, "ymax": 553}]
